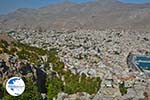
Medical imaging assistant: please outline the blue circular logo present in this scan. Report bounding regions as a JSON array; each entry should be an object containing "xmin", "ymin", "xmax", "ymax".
[{"xmin": 6, "ymin": 77, "xmax": 25, "ymax": 96}]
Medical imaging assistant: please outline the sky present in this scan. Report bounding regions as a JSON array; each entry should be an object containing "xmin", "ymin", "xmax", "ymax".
[
  {"xmin": 120, "ymin": 0, "xmax": 150, "ymax": 3},
  {"xmin": 0, "ymin": 0, "xmax": 150, "ymax": 15}
]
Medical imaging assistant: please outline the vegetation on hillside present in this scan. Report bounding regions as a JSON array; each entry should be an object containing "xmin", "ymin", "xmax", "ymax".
[{"xmin": 0, "ymin": 40, "xmax": 102, "ymax": 100}]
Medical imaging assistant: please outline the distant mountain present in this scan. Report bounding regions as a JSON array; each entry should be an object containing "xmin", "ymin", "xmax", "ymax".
[{"xmin": 0, "ymin": 0, "xmax": 150, "ymax": 31}]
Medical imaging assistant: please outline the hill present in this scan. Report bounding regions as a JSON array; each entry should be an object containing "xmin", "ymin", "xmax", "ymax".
[{"xmin": 0, "ymin": 0, "xmax": 150, "ymax": 31}]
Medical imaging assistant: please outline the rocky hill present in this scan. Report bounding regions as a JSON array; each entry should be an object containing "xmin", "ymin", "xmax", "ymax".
[
  {"xmin": 0, "ymin": 34, "xmax": 103, "ymax": 100},
  {"xmin": 0, "ymin": 0, "xmax": 150, "ymax": 31}
]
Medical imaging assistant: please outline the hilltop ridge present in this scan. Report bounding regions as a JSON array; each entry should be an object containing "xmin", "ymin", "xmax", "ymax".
[{"xmin": 0, "ymin": 0, "xmax": 150, "ymax": 31}]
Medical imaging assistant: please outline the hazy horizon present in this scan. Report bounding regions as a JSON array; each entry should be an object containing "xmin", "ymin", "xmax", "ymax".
[{"xmin": 0, "ymin": 0, "xmax": 150, "ymax": 15}]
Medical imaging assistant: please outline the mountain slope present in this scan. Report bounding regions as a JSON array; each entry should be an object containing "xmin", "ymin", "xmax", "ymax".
[{"xmin": 0, "ymin": 0, "xmax": 150, "ymax": 31}]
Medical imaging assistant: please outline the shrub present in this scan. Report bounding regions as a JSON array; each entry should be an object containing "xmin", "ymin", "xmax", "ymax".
[{"xmin": 119, "ymin": 82, "xmax": 127, "ymax": 96}]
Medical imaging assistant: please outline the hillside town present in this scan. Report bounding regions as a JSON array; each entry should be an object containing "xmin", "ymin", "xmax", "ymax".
[
  {"xmin": 6, "ymin": 29, "xmax": 150, "ymax": 100},
  {"xmin": 0, "ymin": 0, "xmax": 150, "ymax": 100}
]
